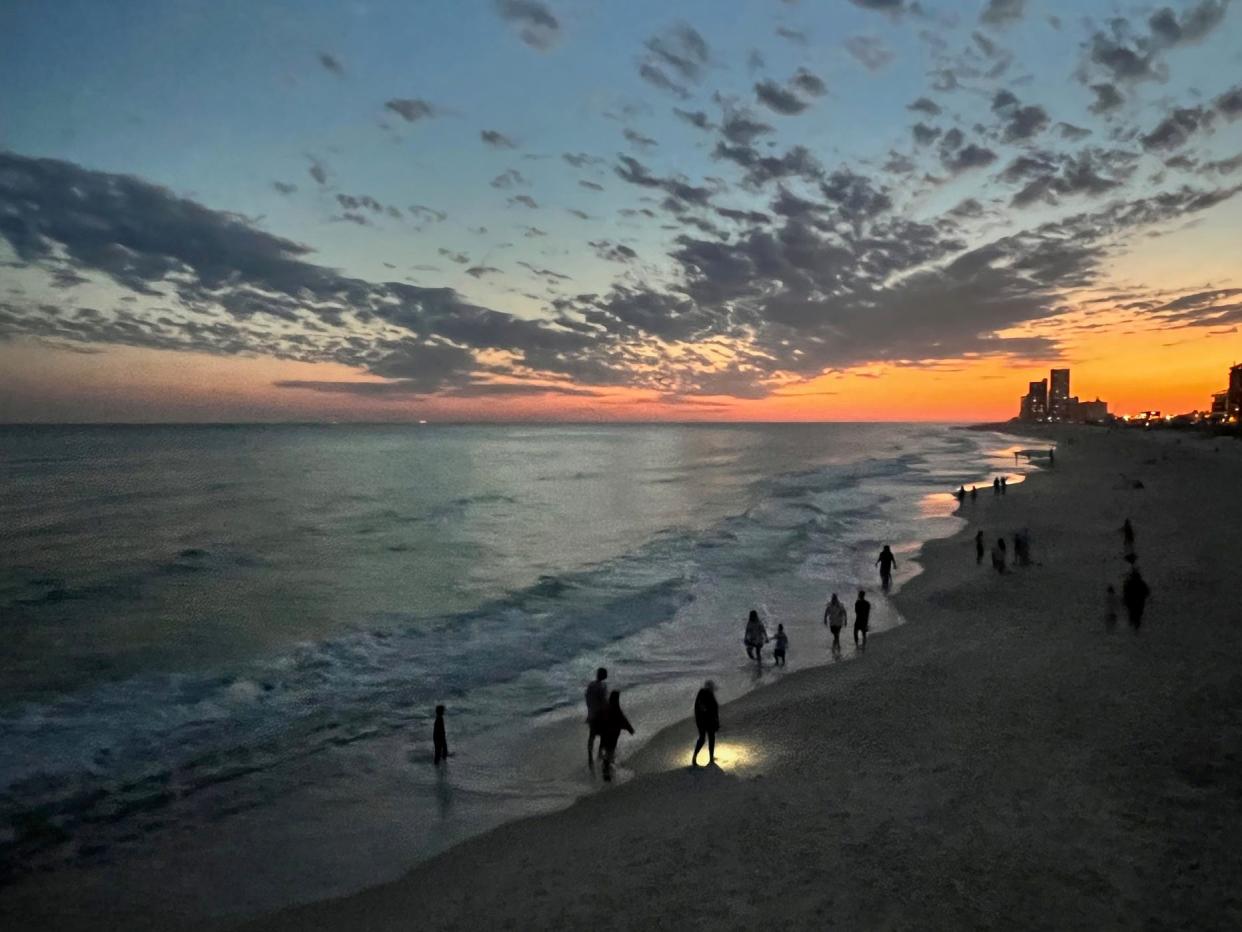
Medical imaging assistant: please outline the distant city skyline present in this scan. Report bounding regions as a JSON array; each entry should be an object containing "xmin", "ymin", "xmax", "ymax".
[{"xmin": 2, "ymin": 1, "xmax": 1241, "ymax": 422}]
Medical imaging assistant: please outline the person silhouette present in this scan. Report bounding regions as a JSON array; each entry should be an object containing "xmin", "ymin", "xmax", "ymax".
[
  {"xmin": 876, "ymin": 545, "xmax": 897, "ymax": 591},
  {"xmin": 1122, "ymin": 566, "xmax": 1150, "ymax": 631},
  {"xmin": 993, "ymin": 477, "xmax": 1001, "ymax": 495},
  {"xmin": 1048, "ymin": 448, "xmax": 1055, "ymax": 468},
  {"xmin": 955, "ymin": 486, "xmax": 966, "ymax": 504},
  {"xmin": 1122, "ymin": 518, "xmax": 1135, "ymax": 554},
  {"xmin": 975, "ymin": 530, "xmax": 985, "ymax": 565},
  {"xmin": 584, "ymin": 667, "xmax": 609, "ymax": 767},
  {"xmin": 773, "ymin": 624, "xmax": 788, "ymax": 666},
  {"xmin": 598, "ymin": 690, "xmax": 634, "ymax": 782},
  {"xmin": 854, "ymin": 590, "xmax": 871, "ymax": 648},
  {"xmin": 1000, "ymin": 476, "xmax": 1008, "ymax": 495},
  {"xmin": 433, "ymin": 705, "xmax": 449, "ymax": 765},
  {"xmin": 991, "ymin": 538, "xmax": 1007, "ymax": 573},
  {"xmin": 744, "ymin": 609, "xmax": 768, "ymax": 665},
  {"xmin": 691, "ymin": 680, "xmax": 719, "ymax": 767},
  {"xmin": 970, "ymin": 485, "xmax": 978, "ymax": 502},
  {"xmin": 824, "ymin": 593, "xmax": 847, "ymax": 651}
]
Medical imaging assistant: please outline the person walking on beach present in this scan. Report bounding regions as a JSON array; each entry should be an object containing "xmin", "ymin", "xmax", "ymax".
[
  {"xmin": 773, "ymin": 624, "xmax": 788, "ymax": 666},
  {"xmin": 1122, "ymin": 566, "xmax": 1151, "ymax": 632},
  {"xmin": 975, "ymin": 530, "xmax": 985, "ymax": 565},
  {"xmin": 691, "ymin": 680, "xmax": 719, "ymax": 767},
  {"xmin": 991, "ymin": 537, "xmax": 1007, "ymax": 574},
  {"xmin": 1000, "ymin": 476, "xmax": 1008, "ymax": 495},
  {"xmin": 433, "ymin": 705, "xmax": 449, "ymax": 765},
  {"xmin": 970, "ymin": 485, "xmax": 978, "ymax": 502},
  {"xmin": 598, "ymin": 690, "xmax": 634, "ymax": 782},
  {"xmin": 955, "ymin": 485, "xmax": 966, "ymax": 504},
  {"xmin": 584, "ymin": 667, "xmax": 609, "ymax": 767},
  {"xmin": 993, "ymin": 477, "xmax": 1001, "ymax": 495},
  {"xmin": 1122, "ymin": 518, "xmax": 1135, "ymax": 554},
  {"xmin": 876, "ymin": 544, "xmax": 897, "ymax": 591},
  {"xmin": 744, "ymin": 609, "xmax": 769, "ymax": 664},
  {"xmin": 854, "ymin": 590, "xmax": 871, "ymax": 648},
  {"xmin": 824, "ymin": 593, "xmax": 847, "ymax": 651},
  {"xmin": 1048, "ymin": 448, "xmax": 1055, "ymax": 468}
]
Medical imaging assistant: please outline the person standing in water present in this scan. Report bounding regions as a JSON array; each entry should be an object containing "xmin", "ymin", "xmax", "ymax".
[
  {"xmin": 584, "ymin": 667, "xmax": 609, "ymax": 767},
  {"xmin": 824, "ymin": 593, "xmax": 847, "ymax": 651},
  {"xmin": 598, "ymin": 690, "xmax": 634, "ymax": 781},
  {"xmin": 433, "ymin": 705, "xmax": 449, "ymax": 765},
  {"xmin": 876, "ymin": 544, "xmax": 897, "ymax": 591},
  {"xmin": 691, "ymin": 681, "xmax": 719, "ymax": 767},
  {"xmin": 744, "ymin": 609, "xmax": 769, "ymax": 664},
  {"xmin": 975, "ymin": 530, "xmax": 985, "ymax": 565},
  {"xmin": 1122, "ymin": 566, "xmax": 1151, "ymax": 631},
  {"xmin": 854, "ymin": 590, "xmax": 871, "ymax": 648},
  {"xmin": 773, "ymin": 624, "xmax": 788, "ymax": 666}
]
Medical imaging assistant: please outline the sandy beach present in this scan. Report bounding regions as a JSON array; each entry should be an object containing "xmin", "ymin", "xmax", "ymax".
[{"xmin": 237, "ymin": 424, "xmax": 1242, "ymax": 931}]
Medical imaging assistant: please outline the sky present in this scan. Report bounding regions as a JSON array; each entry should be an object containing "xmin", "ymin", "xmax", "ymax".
[{"xmin": 1, "ymin": 0, "xmax": 1240, "ymax": 422}]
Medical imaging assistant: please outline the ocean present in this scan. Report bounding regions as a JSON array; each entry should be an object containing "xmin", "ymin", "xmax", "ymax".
[{"xmin": 0, "ymin": 423, "xmax": 1035, "ymax": 923}]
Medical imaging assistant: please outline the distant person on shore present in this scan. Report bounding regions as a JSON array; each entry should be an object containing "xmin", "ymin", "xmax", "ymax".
[
  {"xmin": 991, "ymin": 538, "xmax": 1007, "ymax": 574},
  {"xmin": 975, "ymin": 530, "xmax": 985, "ymax": 565},
  {"xmin": 824, "ymin": 593, "xmax": 847, "ymax": 651},
  {"xmin": 773, "ymin": 624, "xmax": 788, "ymax": 666},
  {"xmin": 433, "ymin": 705, "xmax": 449, "ymax": 765},
  {"xmin": 691, "ymin": 680, "xmax": 719, "ymax": 767},
  {"xmin": 955, "ymin": 485, "xmax": 966, "ymax": 504},
  {"xmin": 1122, "ymin": 567, "xmax": 1151, "ymax": 632},
  {"xmin": 1000, "ymin": 476, "xmax": 1008, "ymax": 495},
  {"xmin": 854, "ymin": 590, "xmax": 871, "ymax": 648},
  {"xmin": 584, "ymin": 667, "xmax": 609, "ymax": 767},
  {"xmin": 598, "ymin": 690, "xmax": 634, "ymax": 781},
  {"xmin": 970, "ymin": 485, "xmax": 978, "ymax": 502},
  {"xmin": 1104, "ymin": 584, "xmax": 1118, "ymax": 631},
  {"xmin": 1122, "ymin": 518, "xmax": 1135, "ymax": 554},
  {"xmin": 1049, "ymin": 448, "xmax": 1055, "ymax": 468},
  {"xmin": 1013, "ymin": 529, "xmax": 1031, "ymax": 567},
  {"xmin": 744, "ymin": 609, "xmax": 769, "ymax": 664},
  {"xmin": 993, "ymin": 477, "xmax": 1001, "ymax": 495},
  {"xmin": 876, "ymin": 545, "xmax": 897, "ymax": 591}
]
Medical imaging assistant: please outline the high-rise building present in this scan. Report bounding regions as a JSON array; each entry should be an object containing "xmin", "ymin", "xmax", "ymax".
[
  {"xmin": 1019, "ymin": 379, "xmax": 1048, "ymax": 420},
  {"xmin": 1229, "ymin": 364, "xmax": 1242, "ymax": 421},
  {"xmin": 1049, "ymin": 368, "xmax": 1071, "ymax": 420}
]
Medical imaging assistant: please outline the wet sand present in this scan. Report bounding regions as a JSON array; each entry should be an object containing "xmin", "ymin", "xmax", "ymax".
[{"xmin": 245, "ymin": 424, "xmax": 1242, "ymax": 930}]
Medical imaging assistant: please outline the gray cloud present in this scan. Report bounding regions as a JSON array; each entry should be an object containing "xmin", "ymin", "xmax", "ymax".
[
  {"xmin": 384, "ymin": 98, "xmax": 437, "ymax": 123},
  {"xmin": 674, "ymin": 108, "xmax": 713, "ymax": 130},
  {"xmin": 790, "ymin": 68, "xmax": 826, "ymax": 97},
  {"xmin": 317, "ymin": 52, "xmax": 345, "ymax": 77},
  {"xmin": 980, "ymin": 0, "xmax": 1024, "ymax": 27},
  {"xmin": 481, "ymin": 129, "xmax": 518, "ymax": 149},
  {"xmin": 490, "ymin": 168, "xmax": 528, "ymax": 189},
  {"xmin": 272, "ymin": 181, "xmax": 298, "ymax": 196},
  {"xmin": 844, "ymin": 36, "xmax": 895, "ymax": 71},
  {"xmin": 755, "ymin": 80, "xmax": 809, "ymax": 115},
  {"xmin": 908, "ymin": 96, "xmax": 942, "ymax": 116},
  {"xmin": 1141, "ymin": 106, "xmax": 1213, "ymax": 150},
  {"xmin": 623, "ymin": 128, "xmax": 659, "ymax": 149},
  {"xmin": 494, "ymin": 0, "xmax": 561, "ymax": 51}
]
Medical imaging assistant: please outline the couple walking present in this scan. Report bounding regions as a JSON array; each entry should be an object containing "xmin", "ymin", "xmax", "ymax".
[
  {"xmin": 584, "ymin": 668, "xmax": 634, "ymax": 781},
  {"xmin": 823, "ymin": 591, "xmax": 871, "ymax": 649}
]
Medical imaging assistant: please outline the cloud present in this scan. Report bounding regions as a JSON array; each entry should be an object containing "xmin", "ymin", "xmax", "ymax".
[
  {"xmin": 645, "ymin": 23, "xmax": 710, "ymax": 82},
  {"xmin": 755, "ymin": 80, "xmax": 809, "ymax": 114},
  {"xmin": 490, "ymin": 168, "xmax": 528, "ymax": 189},
  {"xmin": 507, "ymin": 194, "xmax": 539, "ymax": 208},
  {"xmin": 408, "ymin": 205, "xmax": 448, "ymax": 226},
  {"xmin": 563, "ymin": 152, "xmax": 605, "ymax": 168},
  {"xmin": 719, "ymin": 109, "xmax": 773, "ymax": 145},
  {"xmin": 991, "ymin": 91, "xmax": 1050, "ymax": 142},
  {"xmin": 1140, "ymin": 106, "xmax": 1213, "ymax": 150},
  {"xmin": 494, "ymin": 0, "xmax": 561, "ymax": 51},
  {"xmin": 942, "ymin": 143, "xmax": 998, "ymax": 173},
  {"xmin": 589, "ymin": 240, "xmax": 638, "ymax": 262},
  {"xmin": 623, "ymin": 127, "xmax": 659, "ymax": 149},
  {"xmin": 307, "ymin": 158, "xmax": 329, "ymax": 186},
  {"xmin": 789, "ymin": 68, "xmax": 826, "ymax": 97},
  {"xmin": 317, "ymin": 52, "xmax": 345, "ymax": 77},
  {"xmin": 578, "ymin": 180, "xmax": 604, "ymax": 191},
  {"xmin": 481, "ymin": 130, "xmax": 518, "ymax": 149},
  {"xmin": 1088, "ymin": 83, "xmax": 1124, "ymax": 115},
  {"xmin": 776, "ymin": 27, "xmax": 808, "ymax": 45},
  {"xmin": 908, "ymin": 96, "xmax": 942, "ymax": 116},
  {"xmin": 980, "ymin": 0, "xmax": 1024, "ymax": 27},
  {"xmin": 844, "ymin": 36, "xmax": 895, "ymax": 71},
  {"xmin": 674, "ymin": 108, "xmax": 713, "ymax": 130},
  {"xmin": 849, "ymin": 0, "xmax": 906, "ymax": 12},
  {"xmin": 638, "ymin": 63, "xmax": 690, "ymax": 99},
  {"xmin": 1216, "ymin": 84, "xmax": 1242, "ymax": 119},
  {"xmin": 912, "ymin": 122, "xmax": 941, "ymax": 145},
  {"xmin": 465, "ymin": 265, "xmax": 501, "ymax": 278},
  {"xmin": 272, "ymin": 181, "xmax": 298, "ymax": 196},
  {"xmin": 384, "ymin": 98, "xmax": 437, "ymax": 123}
]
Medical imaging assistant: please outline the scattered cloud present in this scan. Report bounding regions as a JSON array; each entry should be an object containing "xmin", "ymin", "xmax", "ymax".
[{"xmin": 494, "ymin": 0, "xmax": 561, "ymax": 51}]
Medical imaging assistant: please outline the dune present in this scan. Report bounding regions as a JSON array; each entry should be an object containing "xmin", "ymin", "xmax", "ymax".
[{"xmin": 243, "ymin": 424, "xmax": 1242, "ymax": 930}]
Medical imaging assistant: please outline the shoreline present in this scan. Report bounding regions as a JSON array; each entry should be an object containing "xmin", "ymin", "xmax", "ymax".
[{"xmin": 240, "ymin": 423, "xmax": 1242, "ymax": 930}]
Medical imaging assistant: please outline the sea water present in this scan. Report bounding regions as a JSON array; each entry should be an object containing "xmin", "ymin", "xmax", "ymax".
[{"xmin": 0, "ymin": 423, "xmax": 1035, "ymax": 922}]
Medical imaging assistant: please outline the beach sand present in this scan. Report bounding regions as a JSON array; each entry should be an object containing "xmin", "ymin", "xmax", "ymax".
[{"xmin": 234, "ymin": 426, "xmax": 1238, "ymax": 928}]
